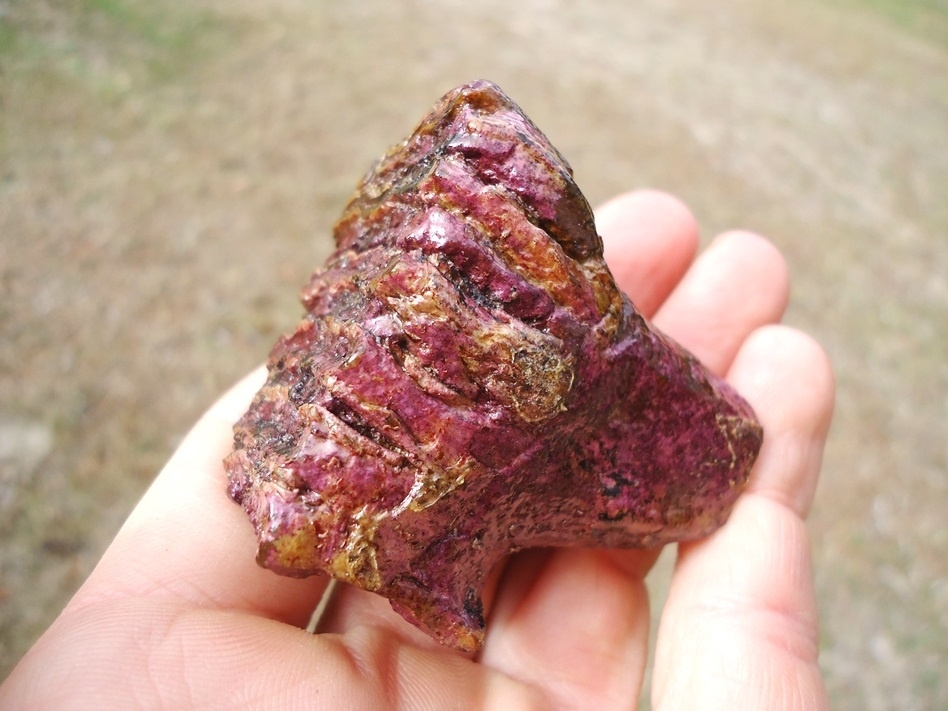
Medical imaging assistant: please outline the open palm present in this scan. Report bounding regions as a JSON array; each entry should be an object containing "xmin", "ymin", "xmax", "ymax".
[{"xmin": 0, "ymin": 190, "xmax": 833, "ymax": 710}]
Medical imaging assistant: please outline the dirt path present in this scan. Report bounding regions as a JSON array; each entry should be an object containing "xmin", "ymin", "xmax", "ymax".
[{"xmin": 2, "ymin": 1, "xmax": 946, "ymax": 707}]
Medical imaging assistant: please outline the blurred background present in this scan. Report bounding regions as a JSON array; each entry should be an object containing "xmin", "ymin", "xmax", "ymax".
[{"xmin": 1, "ymin": 0, "xmax": 946, "ymax": 707}]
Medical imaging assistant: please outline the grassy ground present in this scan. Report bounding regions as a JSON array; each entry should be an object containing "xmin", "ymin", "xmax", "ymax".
[{"xmin": 2, "ymin": 1, "xmax": 946, "ymax": 708}]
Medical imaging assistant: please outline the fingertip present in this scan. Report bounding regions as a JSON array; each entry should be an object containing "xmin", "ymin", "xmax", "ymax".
[
  {"xmin": 597, "ymin": 190, "xmax": 699, "ymax": 241},
  {"xmin": 710, "ymin": 230, "xmax": 791, "ymax": 314},
  {"xmin": 653, "ymin": 230, "xmax": 790, "ymax": 374},
  {"xmin": 735, "ymin": 325, "xmax": 835, "ymax": 408},
  {"xmin": 596, "ymin": 189, "xmax": 699, "ymax": 316},
  {"xmin": 733, "ymin": 324, "xmax": 836, "ymax": 444},
  {"xmin": 728, "ymin": 324, "xmax": 835, "ymax": 518}
]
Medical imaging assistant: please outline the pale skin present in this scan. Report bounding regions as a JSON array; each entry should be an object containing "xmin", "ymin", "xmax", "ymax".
[{"xmin": 0, "ymin": 190, "xmax": 834, "ymax": 710}]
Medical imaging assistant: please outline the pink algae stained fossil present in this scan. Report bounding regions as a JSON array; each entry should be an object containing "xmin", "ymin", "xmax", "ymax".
[{"xmin": 225, "ymin": 80, "xmax": 763, "ymax": 651}]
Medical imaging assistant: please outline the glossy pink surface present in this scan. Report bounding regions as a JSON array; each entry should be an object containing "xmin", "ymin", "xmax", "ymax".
[{"xmin": 225, "ymin": 81, "xmax": 762, "ymax": 650}]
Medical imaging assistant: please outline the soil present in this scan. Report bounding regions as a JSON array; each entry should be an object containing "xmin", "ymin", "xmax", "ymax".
[{"xmin": 2, "ymin": 1, "xmax": 946, "ymax": 708}]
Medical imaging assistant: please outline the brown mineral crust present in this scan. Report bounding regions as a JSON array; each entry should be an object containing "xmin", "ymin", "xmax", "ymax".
[{"xmin": 225, "ymin": 80, "xmax": 763, "ymax": 651}]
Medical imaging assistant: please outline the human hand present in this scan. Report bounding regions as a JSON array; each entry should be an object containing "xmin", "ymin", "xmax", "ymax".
[{"xmin": 0, "ymin": 190, "xmax": 834, "ymax": 710}]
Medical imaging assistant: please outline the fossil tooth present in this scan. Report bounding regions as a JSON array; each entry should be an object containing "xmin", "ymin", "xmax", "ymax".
[{"xmin": 225, "ymin": 80, "xmax": 763, "ymax": 651}]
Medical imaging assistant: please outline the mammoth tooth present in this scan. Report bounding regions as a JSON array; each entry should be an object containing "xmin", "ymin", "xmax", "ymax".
[{"xmin": 225, "ymin": 80, "xmax": 763, "ymax": 651}]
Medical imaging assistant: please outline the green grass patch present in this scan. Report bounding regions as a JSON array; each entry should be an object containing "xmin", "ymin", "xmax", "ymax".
[
  {"xmin": 835, "ymin": 0, "xmax": 948, "ymax": 47},
  {"xmin": 81, "ymin": 0, "xmax": 218, "ymax": 55},
  {"xmin": 0, "ymin": 17, "xmax": 15, "ymax": 56},
  {"xmin": 4, "ymin": 0, "xmax": 233, "ymax": 96},
  {"xmin": 77, "ymin": 0, "xmax": 228, "ymax": 81}
]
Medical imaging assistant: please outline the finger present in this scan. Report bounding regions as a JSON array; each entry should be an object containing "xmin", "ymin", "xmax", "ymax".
[
  {"xmin": 653, "ymin": 230, "xmax": 790, "ymax": 375},
  {"xmin": 651, "ymin": 326, "xmax": 834, "ymax": 710},
  {"xmin": 313, "ymin": 580, "xmax": 456, "ymax": 654},
  {"xmin": 479, "ymin": 548, "xmax": 651, "ymax": 710},
  {"xmin": 2, "ymin": 597, "xmax": 550, "ymax": 710},
  {"xmin": 597, "ymin": 189, "xmax": 700, "ymax": 317},
  {"xmin": 316, "ymin": 547, "xmax": 657, "ymax": 711},
  {"xmin": 734, "ymin": 327, "xmax": 835, "ymax": 517},
  {"xmin": 73, "ymin": 367, "xmax": 331, "ymax": 628}
]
